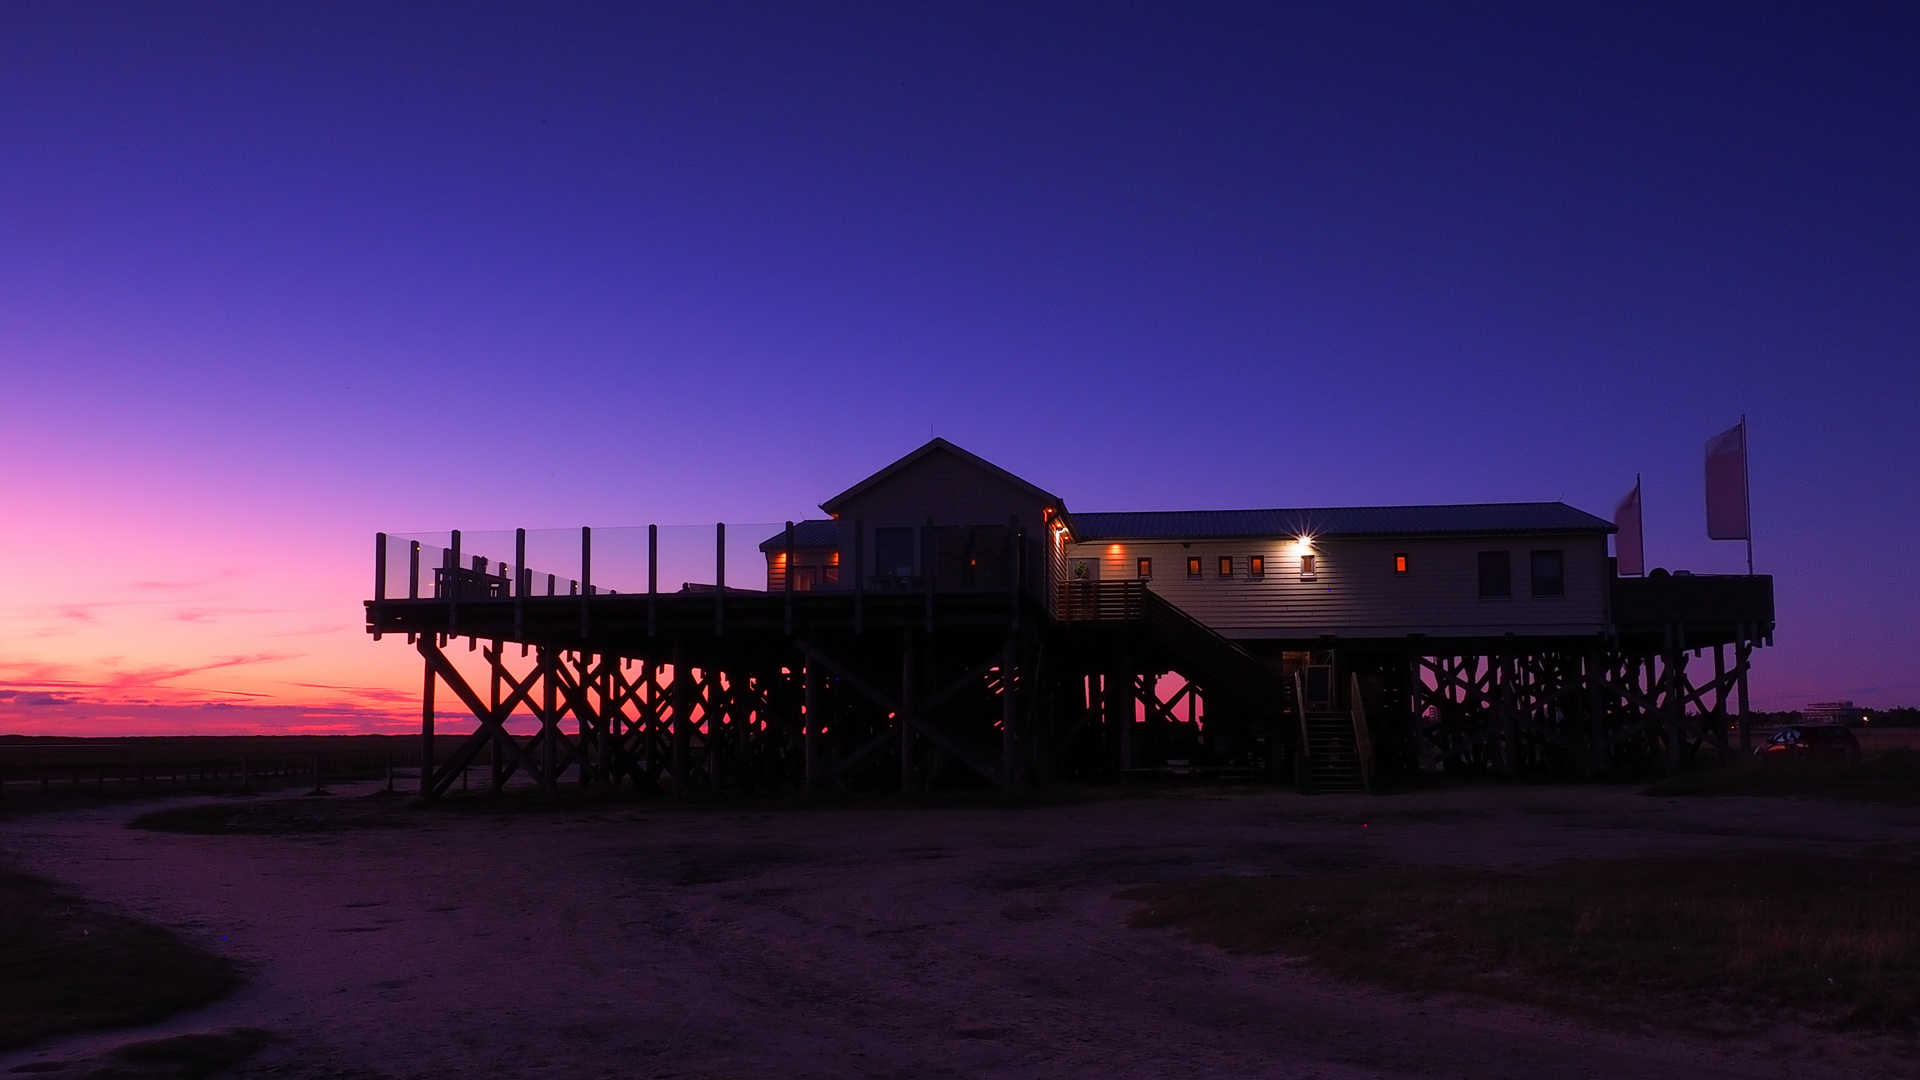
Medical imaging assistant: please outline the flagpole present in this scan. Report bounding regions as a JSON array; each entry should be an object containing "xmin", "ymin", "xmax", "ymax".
[{"xmin": 1742, "ymin": 415, "xmax": 1752, "ymax": 576}]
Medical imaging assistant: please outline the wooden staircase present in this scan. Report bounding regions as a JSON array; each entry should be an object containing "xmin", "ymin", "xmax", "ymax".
[
  {"xmin": 1300, "ymin": 712, "xmax": 1365, "ymax": 793},
  {"xmin": 1294, "ymin": 671, "xmax": 1375, "ymax": 795}
]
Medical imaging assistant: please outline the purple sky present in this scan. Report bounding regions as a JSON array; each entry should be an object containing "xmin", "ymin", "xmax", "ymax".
[{"xmin": 1, "ymin": 3, "xmax": 1915, "ymax": 728}]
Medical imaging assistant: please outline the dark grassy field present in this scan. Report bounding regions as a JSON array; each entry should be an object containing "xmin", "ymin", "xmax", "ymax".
[
  {"xmin": 1645, "ymin": 750, "xmax": 1920, "ymax": 806},
  {"xmin": 0, "ymin": 735, "xmax": 475, "ymax": 807},
  {"xmin": 1126, "ymin": 847, "xmax": 1920, "ymax": 1035},
  {"xmin": 0, "ymin": 868, "xmax": 238, "ymax": 1051}
]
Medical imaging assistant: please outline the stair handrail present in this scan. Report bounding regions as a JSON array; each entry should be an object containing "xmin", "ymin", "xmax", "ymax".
[
  {"xmin": 1293, "ymin": 669, "xmax": 1312, "ymax": 791},
  {"xmin": 1349, "ymin": 672, "xmax": 1374, "ymax": 794}
]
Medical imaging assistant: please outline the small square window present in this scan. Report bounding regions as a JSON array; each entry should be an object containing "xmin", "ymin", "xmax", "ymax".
[
  {"xmin": 1530, "ymin": 549, "xmax": 1564, "ymax": 597},
  {"xmin": 1299, "ymin": 553, "xmax": 1316, "ymax": 580},
  {"xmin": 1186, "ymin": 556, "xmax": 1201, "ymax": 578},
  {"xmin": 1217, "ymin": 556, "xmax": 1233, "ymax": 578},
  {"xmin": 1137, "ymin": 557, "xmax": 1152, "ymax": 580},
  {"xmin": 1249, "ymin": 555, "xmax": 1264, "ymax": 578},
  {"xmin": 1394, "ymin": 553, "xmax": 1409, "ymax": 575},
  {"xmin": 1478, "ymin": 551, "xmax": 1512, "ymax": 598}
]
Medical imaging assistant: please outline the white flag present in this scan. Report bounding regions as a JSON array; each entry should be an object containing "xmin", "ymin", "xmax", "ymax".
[
  {"xmin": 1614, "ymin": 479, "xmax": 1643, "ymax": 577},
  {"xmin": 1706, "ymin": 420, "xmax": 1749, "ymax": 541}
]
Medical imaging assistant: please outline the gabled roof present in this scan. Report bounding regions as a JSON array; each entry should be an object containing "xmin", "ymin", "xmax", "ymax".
[
  {"xmin": 1069, "ymin": 503, "xmax": 1614, "ymax": 541},
  {"xmin": 819, "ymin": 438, "xmax": 1064, "ymax": 515},
  {"xmin": 757, "ymin": 519, "xmax": 839, "ymax": 552}
]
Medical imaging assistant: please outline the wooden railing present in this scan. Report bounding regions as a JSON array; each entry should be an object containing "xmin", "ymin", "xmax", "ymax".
[{"xmin": 1056, "ymin": 581, "xmax": 1145, "ymax": 622}]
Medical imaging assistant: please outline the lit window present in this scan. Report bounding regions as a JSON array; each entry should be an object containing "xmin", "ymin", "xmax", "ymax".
[
  {"xmin": 1530, "ymin": 550, "xmax": 1564, "ymax": 598},
  {"xmin": 1394, "ymin": 553, "xmax": 1409, "ymax": 574},
  {"xmin": 1478, "ymin": 551, "xmax": 1512, "ymax": 598},
  {"xmin": 1249, "ymin": 556, "xmax": 1264, "ymax": 578},
  {"xmin": 1137, "ymin": 557, "xmax": 1152, "ymax": 579},
  {"xmin": 1299, "ymin": 553, "xmax": 1316, "ymax": 580},
  {"xmin": 1187, "ymin": 557, "xmax": 1201, "ymax": 578},
  {"xmin": 1218, "ymin": 556, "xmax": 1233, "ymax": 577}
]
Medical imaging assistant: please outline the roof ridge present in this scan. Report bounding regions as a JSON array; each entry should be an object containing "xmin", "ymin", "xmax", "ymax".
[{"xmin": 818, "ymin": 438, "xmax": 1063, "ymax": 515}]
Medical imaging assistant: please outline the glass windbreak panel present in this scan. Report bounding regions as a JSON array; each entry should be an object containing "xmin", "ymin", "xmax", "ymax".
[
  {"xmin": 624, "ymin": 523, "xmax": 782, "ymax": 595},
  {"xmin": 932, "ymin": 524, "xmax": 1010, "ymax": 589},
  {"xmin": 386, "ymin": 523, "xmax": 782, "ymax": 598},
  {"xmin": 381, "ymin": 536, "xmax": 450, "ymax": 599},
  {"xmin": 1530, "ymin": 549, "xmax": 1565, "ymax": 597}
]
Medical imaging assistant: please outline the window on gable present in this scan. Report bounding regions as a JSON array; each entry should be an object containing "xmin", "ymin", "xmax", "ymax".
[
  {"xmin": 875, "ymin": 528, "xmax": 915, "ymax": 580},
  {"xmin": 1187, "ymin": 556, "xmax": 1201, "ymax": 578},
  {"xmin": 1137, "ymin": 557, "xmax": 1152, "ymax": 580},
  {"xmin": 1249, "ymin": 555, "xmax": 1264, "ymax": 579},
  {"xmin": 1299, "ymin": 553, "xmax": 1316, "ymax": 580},
  {"xmin": 1478, "ymin": 551, "xmax": 1512, "ymax": 598},
  {"xmin": 1530, "ymin": 549, "xmax": 1565, "ymax": 598},
  {"xmin": 1394, "ymin": 553, "xmax": 1409, "ymax": 575},
  {"xmin": 1217, "ymin": 556, "xmax": 1233, "ymax": 578}
]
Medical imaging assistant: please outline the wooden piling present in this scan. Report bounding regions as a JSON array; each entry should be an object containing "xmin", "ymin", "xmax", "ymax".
[
  {"xmin": 803, "ymin": 661, "xmax": 820, "ymax": 795},
  {"xmin": 900, "ymin": 632, "xmax": 916, "ymax": 794}
]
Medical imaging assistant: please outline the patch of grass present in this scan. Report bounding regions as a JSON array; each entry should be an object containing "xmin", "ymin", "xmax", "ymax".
[
  {"xmin": 1645, "ymin": 750, "xmax": 1920, "ymax": 805},
  {"xmin": 127, "ymin": 797, "xmax": 415, "ymax": 835},
  {"xmin": 1125, "ymin": 848, "xmax": 1920, "ymax": 1034},
  {"xmin": 0, "ymin": 869, "xmax": 237, "ymax": 1050},
  {"xmin": 85, "ymin": 1028, "xmax": 272, "ymax": 1079}
]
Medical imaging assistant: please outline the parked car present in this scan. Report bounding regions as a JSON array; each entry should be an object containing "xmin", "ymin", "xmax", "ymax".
[{"xmin": 1754, "ymin": 725, "xmax": 1861, "ymax": 764}]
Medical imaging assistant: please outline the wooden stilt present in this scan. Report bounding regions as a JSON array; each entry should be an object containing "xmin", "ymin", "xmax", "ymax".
[
  {"xmin": 1736, "ymin": 624, "xmax": 1753, "ymax": 754},
  {"xmin": 1001, "ymin": 633, "xmax": 1019, "ymax": 791},
  {"xmin": 490, "ymin": 645, "xmax": 505, "ymax": 793},
  {"xmin": 672, "ymin": 639, "xmax": 691, "ymax": 797},
  {"xmin": 804, "ymin": 662, "xmax": 820, "ymax": 796},
  {"xmin": 901, "ymin": 632, "xmax": 916, "ymax": 794},
  {"xmin": 420, "ymin": 655, "xmax": 436, "ymax": 798}
]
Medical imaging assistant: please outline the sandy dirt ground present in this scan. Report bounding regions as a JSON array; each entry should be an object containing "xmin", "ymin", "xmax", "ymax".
[{"xmin": 2, "ymin": 784, "xmax": 1917, "ymax": 1079}]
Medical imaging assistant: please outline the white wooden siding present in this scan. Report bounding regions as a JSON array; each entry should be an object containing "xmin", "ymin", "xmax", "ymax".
[{"xmin": 1067, "ymin": 534, "xmax": 1610, "ymax": 639}]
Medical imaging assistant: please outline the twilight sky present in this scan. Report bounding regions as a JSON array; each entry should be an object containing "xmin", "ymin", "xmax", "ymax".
[{"xmin": 1, "ymin": 2, "xmax": 1914, "ymax": 732}]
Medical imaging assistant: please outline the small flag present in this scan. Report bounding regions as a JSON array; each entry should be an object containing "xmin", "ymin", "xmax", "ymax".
[
  {"xmin": 1614, "ymin": 479, "xmax": 1644, "ymax": 577},
  {"xmin": 1706, "ymin": 419, "xmax": 1749, "ymax": 541}
]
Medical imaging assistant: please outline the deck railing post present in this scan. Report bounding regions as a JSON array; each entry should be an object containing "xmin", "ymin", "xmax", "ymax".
[
  {"xmin": 923, "ymin": 518, "xmax": 934, "ymax": 634},
  {"xmin": 784, "ymin": 521, "xmax": 795, "ymax": 636},
  {"xmin": 648, "ymin": 524, "xmax": 659, "ymax": 637},
  {"xmin": 409, "ymin": 540, "xmax": 420, "ymax": 600},
  {"xmin": 448, "ymin": 530, "xmax": 462, "ymax": 633},
  {"xmin": 514, "ymin": 528, "xmax": 527, "ymax": 639},
  {"xmin": 373, "ymin": 533, "xmax": 387, "ymax": 641},
  {"xmin": 715, "ymin": 523, "xmax": 726, "ymax": 637},
  {"xmin": 580, "ymin": 526, "xmax": 592, "ymax": 640}
]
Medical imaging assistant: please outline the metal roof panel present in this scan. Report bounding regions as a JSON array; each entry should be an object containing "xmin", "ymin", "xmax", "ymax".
[{"xmin": 1068, "ymin": 503, "xmax": 1614, "ymax": 541}]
